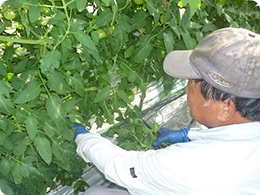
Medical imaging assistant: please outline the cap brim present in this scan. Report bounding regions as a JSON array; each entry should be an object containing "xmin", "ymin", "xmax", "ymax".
[{"xmin": 163, "ymin": 50, "xmax": 201, "ymax": 79}]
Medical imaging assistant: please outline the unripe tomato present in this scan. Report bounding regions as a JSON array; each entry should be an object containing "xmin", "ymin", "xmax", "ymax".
[
  {"xmin": 96, "ymin": 29, "xmax": 107, "ymax": 39},
  {"xmin": 128, "ymin": 91, "xmax": 135, "ymax": 102},
  {"xmin": 160, "ymin": 15, "xmax": 165, "ymax": 24},
  {"xmin": 4, "ymin": 10, "xmax": 15, "ymax": 20},
  {"xmin": 160, "ymin": 50, "xmax": 166, "ymax": 58},
  {"xmin": 134, "ymin": 0, "xmax": 144, "ymax": 5}
]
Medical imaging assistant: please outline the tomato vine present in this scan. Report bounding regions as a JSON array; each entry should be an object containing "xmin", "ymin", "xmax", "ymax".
[{"xmin": 0, "ymin": 0, "xmax": 259, "ymax": 194}]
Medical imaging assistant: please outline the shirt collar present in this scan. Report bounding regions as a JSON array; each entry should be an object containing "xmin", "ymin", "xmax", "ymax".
[{"xmin": 189, "ymin": 122, "xmax": 260, "ymax": 141}]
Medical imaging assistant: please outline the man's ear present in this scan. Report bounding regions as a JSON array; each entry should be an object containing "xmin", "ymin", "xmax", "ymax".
[{"xmin": 216, "ymin": 99, "xmax": 236, "ymax": 122}]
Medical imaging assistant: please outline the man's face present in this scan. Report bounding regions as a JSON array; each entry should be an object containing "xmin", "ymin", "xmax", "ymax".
[{"xmin": 185, "ymin": 80, "xmax": 222, "ymax": 128}]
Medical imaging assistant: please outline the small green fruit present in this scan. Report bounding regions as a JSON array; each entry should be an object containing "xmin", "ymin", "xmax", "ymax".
[
  {"xmin": 128, "ymin": 91, "xmax": 135, "ymax": 102},
  {"xmin": 96, "ymin": 29, "xmax": 107, "ymax": 39},
  {"xmin": 133, "ymin": 0, "xmax": 144, "ymax": 5},
  {"xmin": 4, "ymin": 10, "xmax": 15, "ymax": 20}
]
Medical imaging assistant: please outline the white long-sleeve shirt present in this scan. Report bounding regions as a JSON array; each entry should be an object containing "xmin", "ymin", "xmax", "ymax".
[{"xmin": 75, "ymin": 122, "xmax": 260, "ymax": 195}]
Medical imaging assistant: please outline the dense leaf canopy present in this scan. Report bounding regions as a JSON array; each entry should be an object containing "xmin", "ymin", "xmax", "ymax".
[{"xmin": 0, "ymin": 0, "xmax": 259, "ymax": 194}]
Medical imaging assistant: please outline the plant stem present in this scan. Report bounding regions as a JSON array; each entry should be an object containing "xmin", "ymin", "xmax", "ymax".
[
  {"xmin": 38, "ymin": 69, "xmax": 51, "ymax": 98},
  {"xmin": 53, "ymin": 0, "xmax": 72, "ymax": 50},
  {"xmin": 18, "ymin": 9, "xmax": 42, "ymax": 39}
]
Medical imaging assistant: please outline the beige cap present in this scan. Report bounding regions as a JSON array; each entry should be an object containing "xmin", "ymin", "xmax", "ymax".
[{"xmin": 163, "ymin": 27, "xmax": 260, "ymax": 98}]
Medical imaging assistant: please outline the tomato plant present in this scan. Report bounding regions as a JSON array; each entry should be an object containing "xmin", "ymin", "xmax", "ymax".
[{"xmin": 0, "ymin": 0, "xmax": 259, "ymax": 194}]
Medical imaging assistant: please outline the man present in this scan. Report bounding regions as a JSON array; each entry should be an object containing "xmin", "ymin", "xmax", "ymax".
[{"xmin": 74, "ymin": 27, "xmax": 260, "ymax": 195}]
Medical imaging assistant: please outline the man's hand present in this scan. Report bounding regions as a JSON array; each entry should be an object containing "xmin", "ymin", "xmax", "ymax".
[
  {"xmin": 152, "ymin": 128, "xmax": 191, "ymax": 149},
  {"xmin": 72, "ymin": 123, "xmax": 89, "ymax": 141}
]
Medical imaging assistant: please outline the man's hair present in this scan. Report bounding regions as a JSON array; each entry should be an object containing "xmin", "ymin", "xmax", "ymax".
[{"xmin": 193, "ymin": 79, "xmax": 260, "ymax": 122}]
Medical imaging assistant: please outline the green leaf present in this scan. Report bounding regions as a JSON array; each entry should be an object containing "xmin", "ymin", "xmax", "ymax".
[
  {"xmin": 117, "ymin": 14, "xmax": 131, "ymax": 32},
  {"xmin": 75, "ymin": 31, "xmax": 101, "ymax": 62},
  {"xmin": 0, "ymin": 159, "xmax": 11, "ymax": 176},
  {"xmin": 202, "ymin": 23, "xmax": 218, "ymax": 32},
  {"xmin": 102, "ymin": 0, "xmax": 112, "ymax": 6},
  {"xmin": 40, "ymin": 50, "xmax": 61, "ymax": 75},
  {"xmin": 74, "ymin": 30, "xmax": 98, "ymax": 51},
  {"xmin": 0, "ymin": 131, "xmax": 6, "ymax": 145},
  {"xmin": 169, "ymin": 21, "xmax": 181, "ymax": 39},
  {"xmin": 131, "ymin": 10, "xmax": 147, "ymax": 30},
  {"xmin": 84, "ymin": 46, "xmax": 101, "ymax": 63},
  {"xmin": 52, "ymin": 141, "xmax": 64, "ymax": 162},
  {"xmin": 62, "ymin": 38, "xmax": 72, "ymax": 50},
  {"xmin": 146, "ymin": 1, "xmax": 160, "ymax": 28},
  {"xmin": 100, "ymin": 101, "xmax": 114, "ymax": 124},
  {"xmin": 20, "ymin": 162, "xmax": 40, "ymax": 178},
  {"xmin": 216, "ymin": 3, "xmax": 223, "ymax": 16},
  {"xmin": 162, "ymin": 75, "xmax": 175, "ymax": 95},
  {"xmin": 0, "ymin": 80, "xmax": 12, "ymax": 97},
  {"xmin": 20, "ymin": 164, "xmax": 30, "ymax": 178},
  {"xmin": 189, "ymin": 0, "xmax": 201, "ymax": 18},
  {"xmin": 29, "ymin": 6, "xmax": 42, "ymax": 23},
  {"xmin": 96, "ymin": 8, "xmax": 113, "ymax": 27},
  {"xmin": 12, "ymin": 162, "xmax": 23, "ymax": 184},
  {"xmin": 13, "ymin": 136, "xmax": 30, "ymax": 156},
  {"xmin": 134, "ymin": 43, "xmax": 153, "ymax": 63},
  {"xmin": 0, "ymin": 20, "xmax": 9, "ymax": 34},
  {"xmin": 46, "ymin": 93, "xmax": 66, "ymax": 126},
  {"xmin": 25, "ymin": 115, "xmax": 38, "ymax": 140},
  {"xmin": 113, "ymin": 25, "xmax": 127, "ymax": 52},
  {"xmin": 11, "ymin": 76, "xmax": 26, "ymax": 91},
  {"xmin": 182, "ymin": 30, "xmax": 196, "ymax": 50},
  {"xmin": 63, "ymin": 55, "xmax": 82, "ymax": 70},
  {"xmin": 0, "ymin": 60, "xmax": 7, "ymax": 76},
  {"xmin": 178, "ymin": 0, "xmax": 201, "ymax": 18},
  {"xmin": 0, "ymin": 95, "xmax": 14, "ymax": 114},
  {"xmin": 76, "ymin": 0, "xmax": 88, "ymax": 12},
  {"xmin": 34, "ymin": 136, "xmax": 52, "ymax": 165},
  {"xmin": 224, "ymin": 13, "xmax": 233, "ymax": 23},
  {"xmin": 0, "ymin": 179, "xmax": 13, "ymax": 195},
  {"xmin": 139, "ymin": 81, "xmax": 146, "ymax": 101},
  {"xmin": 124, "ymin": 45, "xmax": 135, "ymax": 58},
  {"xmin": 94, "ymin": 87, "xmax": 111, "ymax": 103},
  {"xmin": 14, "ymin": 58, "xmax": 28, "ymax": 73},
  {"xmin": 163, "ymin": 30, "xmax": 175, "ymax": 54},
  {"xmin": 47, "ymin": 71, "xmax": 71, "ymax": 94},
  {"xmin": 43, "ymin": 121, "xmax": 59, "ymax": 138},
  {"xmin": 6, "ymin": 0, "xmax": 22, "ymax": 8},
  {"xmin": 127, "ymin": 71, "xmax": 136, "ymax": 83},
  {"xmin": 15, "ymin": 107, "xmax": 27, "ymax": 123},
  {"xmin": 150, "ymin": 121, "xmax": 160, "ymax": 133},
  {"xmin": 116, "ymin": 89, "xmax": 130, "ymax": 104},
  {"xmin": 14, "ymin": 81, "xmax": 42, "ymax": 104},
  {"xmin": 3, "ymin": 46, "xmax": 15, "ymax": 61},
  {"xmin": 67, "ymin": 73, "xmax": 85, "ymax": 97},
  {"xmin": 189, "ymin": 21, "xmax": 202, "ymax": 29},
  {"xmin": 195, "ymin": 31, "xmax": 204, "ymax": 43},
  {"xmin": 74, "ymin": 180, "xmax": 89, "ymax": 194}
]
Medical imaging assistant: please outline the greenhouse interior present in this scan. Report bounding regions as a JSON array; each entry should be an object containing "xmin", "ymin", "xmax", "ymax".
[{"xmin": 0, "ymin": 0, "xmax": 260, "ymax": 194}]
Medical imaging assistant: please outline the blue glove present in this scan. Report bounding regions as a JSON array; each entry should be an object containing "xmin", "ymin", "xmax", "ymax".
[
  {"xmin": 152, "ymin": 128, "xmax": 191, "ymax": 149},
  {"xmin": 72, "ymin": 123, "xmax": 89, "ymax": 141}
]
